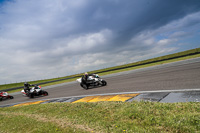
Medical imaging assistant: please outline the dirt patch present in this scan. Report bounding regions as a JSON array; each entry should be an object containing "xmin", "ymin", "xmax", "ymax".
[{"xmin": 0, "ymin": 112, "xmax": 100, "ymax": 133}]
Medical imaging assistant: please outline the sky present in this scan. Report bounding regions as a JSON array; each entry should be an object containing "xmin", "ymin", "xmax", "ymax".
[{"xmin": 0, "ymin": 0, "xmax": 200, "ymax": 84}]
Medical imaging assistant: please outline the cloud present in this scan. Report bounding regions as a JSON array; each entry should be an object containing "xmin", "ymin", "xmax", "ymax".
[{"xmin": 0, "ymin": 0, "xmax": 200, "ymax": 84}]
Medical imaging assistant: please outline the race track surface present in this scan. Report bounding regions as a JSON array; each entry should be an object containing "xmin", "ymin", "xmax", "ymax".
[{"xmin": 1, "ymin": 57, "xmax": 200, "ymax": 105}]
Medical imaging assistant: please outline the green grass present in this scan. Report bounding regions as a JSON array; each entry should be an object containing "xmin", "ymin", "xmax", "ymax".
[
  {"xmin": 1, "ymin": 48, "xmax": 200, "ymax": 93},
  {"xmin": 0, "ymin": 101, "xmax": 199, "ymax": 133}
]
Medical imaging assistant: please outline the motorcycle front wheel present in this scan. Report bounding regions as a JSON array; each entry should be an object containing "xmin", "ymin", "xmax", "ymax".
[
  {"xmin": 102, "ymin": 80, "xmax": 107, "ymax": 86},
  {"xmin": 80, "ymin": 83, "xmax": 88, "ymax": 90},
  {"xmin": 43, "ymin": 91, "xmax": 48, "ymax": 96}
]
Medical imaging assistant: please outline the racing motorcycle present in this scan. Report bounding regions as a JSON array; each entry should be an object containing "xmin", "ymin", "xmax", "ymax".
[
  {"xmin": 21, "ymin": 85, "xmax": 48, "ymax": 98},
  {"xmin": 76, "ymin": 74, "xmax": 107, "ymax": 90},
  {"xmin": 0, "ymin": 91, "xmax": 14, "ymax": 101}
]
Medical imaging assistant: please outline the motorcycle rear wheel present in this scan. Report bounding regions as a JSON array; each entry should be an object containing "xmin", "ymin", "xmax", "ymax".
[{"xmin": 29, "ymin": 93, "xmax": 34, "ymax": 98}]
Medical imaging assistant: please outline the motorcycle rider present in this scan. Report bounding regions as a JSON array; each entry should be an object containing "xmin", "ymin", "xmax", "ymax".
[
  {"xmin": 81, "ymin": 72, "xmax": 89, "ymax": 85},
  {"xmin": 24, "ymin": 82, "xmax": 34, "ymax": 93},
  {"xmin": 82, "ymin": 72, "xmax": 98, "ymax": 87}
]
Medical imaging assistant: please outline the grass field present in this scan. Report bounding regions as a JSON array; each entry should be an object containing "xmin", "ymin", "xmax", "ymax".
[{"xmin": 0, "ymin": 101, "xmax": 199, "ymax": 133}]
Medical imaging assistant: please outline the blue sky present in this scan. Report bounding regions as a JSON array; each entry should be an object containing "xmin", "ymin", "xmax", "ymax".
[{"xmin": 0, "ymin": 0, "xmax": 200, "ymax": 84}]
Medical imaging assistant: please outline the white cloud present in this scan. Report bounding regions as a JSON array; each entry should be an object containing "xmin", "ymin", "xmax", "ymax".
[
  {"xmin": 66, "ymin": 29, "xmax": 112, "ymax": 52},
  {"xmin": 157, "ymin": 39, "xmax": 177, "ymax": 46}
]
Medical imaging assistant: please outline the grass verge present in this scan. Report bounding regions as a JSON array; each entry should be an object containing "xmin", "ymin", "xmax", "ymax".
[{"xmin": 0, "ymin": 101, "xmax": 199, "ymax": 133}]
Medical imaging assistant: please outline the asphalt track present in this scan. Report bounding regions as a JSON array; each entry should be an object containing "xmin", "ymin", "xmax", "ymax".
[{"xmin": 1, "ymin": 57, "xmax": 200, "ymax": 106}]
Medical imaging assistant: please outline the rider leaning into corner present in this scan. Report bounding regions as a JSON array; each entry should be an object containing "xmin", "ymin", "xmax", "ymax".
[
  {"xmin": 24, "ymin": 82, "xmax": 34, "ymax": 93},
  {"xmin": 81, "ymin": 72, "xmax": 97, "ymax": 86},
  {"xmin": 81, "ymin": 72, "xmax": 89, "ymax": 85}
]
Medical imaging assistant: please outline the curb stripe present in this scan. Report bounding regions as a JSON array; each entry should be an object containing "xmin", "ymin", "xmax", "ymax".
[
  {"xmin": 88, "ymin": 95, "xmax": 116, "ymax": 102},
  {"xmin": 108, "ymin": 94, "xmax": 139, "ymax": 102},
  {"xmin": 13, "ymin": 100, "xmax": 46, "ymax": 107},
  {"xmin": 73, "ymin": 94, "xmax": 139, "ymax": 103},
  {"xmin": 73, "ymin": 96, "xmax": 98, "ymax": 103}
]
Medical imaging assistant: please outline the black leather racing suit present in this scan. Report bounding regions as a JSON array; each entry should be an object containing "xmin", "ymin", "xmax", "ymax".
[
  {"xmin": 81, "ymin": 75, "xmax": 89, "ymax": 85},
  {"xmin": 81, "ymin": 74, "xmax": 96, "ymax": 86},
  {"xmin": 24, "ymin": 83, "xmax": 33, "ymax": 93}
]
